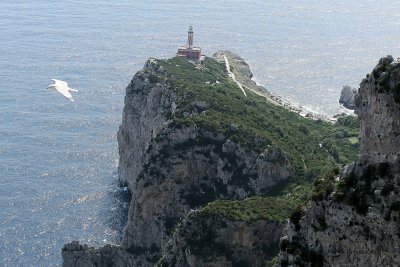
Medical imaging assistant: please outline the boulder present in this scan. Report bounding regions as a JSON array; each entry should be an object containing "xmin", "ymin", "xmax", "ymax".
[{"xmin": 339, "ymin": 85, "xmax": 357, "ymax": 110}]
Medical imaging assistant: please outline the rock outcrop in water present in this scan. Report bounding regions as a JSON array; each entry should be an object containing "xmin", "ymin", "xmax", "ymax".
[
  {"xmin": 339, "ymin": 85, "xmax": 357, "ymax": 110},
  {"xmin": 276, "ymin": 55, "xmax": 400, "ymax": 267},
  {"xmin": 62, "ymin": 51, "xmax": 358, "ymax": 267}
]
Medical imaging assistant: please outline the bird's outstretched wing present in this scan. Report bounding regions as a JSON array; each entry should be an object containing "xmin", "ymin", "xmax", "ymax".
[{"xmin": 56, "ymin": 86, "xmax": 74, "ymax": 101}]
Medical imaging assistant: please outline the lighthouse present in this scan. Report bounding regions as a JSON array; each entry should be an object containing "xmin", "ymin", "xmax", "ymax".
[
  {"xmin": 177, "ymin": 26, "xmax": 204, "ymax": 62},
  {"xmin": 188, "ymin": 25, "xmax": 194, "ymax": 49}
]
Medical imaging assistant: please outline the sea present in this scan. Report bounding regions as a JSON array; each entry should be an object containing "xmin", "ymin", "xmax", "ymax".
[{"xmin": 1, "ymin": 1, "xmax": 400, "ymax": 266}]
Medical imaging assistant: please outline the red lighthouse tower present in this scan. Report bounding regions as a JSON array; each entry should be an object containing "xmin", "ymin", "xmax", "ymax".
[
  {"xmin": 177, "ymin": 26, "xmax": 204, "ymax": 61},
  {"xmin": 188, "ymin": 25, "xmax": 194, "ymax": 49}
]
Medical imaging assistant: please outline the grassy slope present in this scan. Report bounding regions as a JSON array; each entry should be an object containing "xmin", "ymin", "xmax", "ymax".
[
  {"xmin": 151, "ymin": 56, "xmax": 358, "ymax": 222},
  {"xmin": 200, "ymin": 196, "xmax": 297, "ymax": 222}
]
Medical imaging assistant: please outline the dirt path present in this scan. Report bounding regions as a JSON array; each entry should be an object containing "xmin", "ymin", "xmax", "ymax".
[
  {"xmin": 223, "ymin": 55, "xmax": 247, "ymax": 97},
  {"xmin": 222, "ymin": 54, "xmax": 334, "ymax": 122}
]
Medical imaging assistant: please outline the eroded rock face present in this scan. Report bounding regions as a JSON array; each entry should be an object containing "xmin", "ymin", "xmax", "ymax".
[
  {"xmin": 355, "ymin": 55, "xmax": 400, "ymax": 164},
  {"xmin": 278, "ymin": 162, "xmax": 400, "ymax": 267},
  {"xmin": 122, "ymin": 124, "xmax": 291, "ymax": 265},
  {"xmin": 62, "ymin": 241, "xmax": 138, "ymax": 267},
  {"xmin": 118, "ymin": 59, "xmax": 176, "ymax": 189},
  {"xmin": 276, "ymin": 56, "xmax": 400, "ymax": 267},
  {"xmin": 159, "ymin": 211, "xmax": 283, "ymax": 267}
]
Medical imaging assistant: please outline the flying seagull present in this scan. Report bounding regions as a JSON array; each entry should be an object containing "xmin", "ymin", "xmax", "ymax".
[{"xmin": 47, "ymin": 79, "xmax": 79, "ymax": 101}]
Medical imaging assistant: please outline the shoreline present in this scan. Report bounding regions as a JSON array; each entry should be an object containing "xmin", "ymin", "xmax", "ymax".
[{"xmin": 214, "ymin": 50, "xmax": 355, "ymax": 123}]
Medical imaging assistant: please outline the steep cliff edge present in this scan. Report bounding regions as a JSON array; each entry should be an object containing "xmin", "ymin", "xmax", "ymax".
[
  {"xmin": 117, "ymin": 59, "xmax": 175, "ymax": 189},
  {"xmin": 277, "ymin": 56, "xmax": 400, "ymax": 267},
  {"xmin": 62, "ymin": 52, "xmax": 357, "ymax": 267},
  {"xmin": 159, "ymin": 197, "xmax": 295, "ymax": 267},
  {"xmin": 357, "ymin": 55, "xmax": 400, "ymax": 164}
]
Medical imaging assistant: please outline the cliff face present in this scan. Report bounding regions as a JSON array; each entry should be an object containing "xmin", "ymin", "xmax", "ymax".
[
  {"xmin": 118, "ymin": 54, "xmax": 309, "ymax": 266},
  {"xmin": 117, "ymin": 59, "xmax": 176, "ymax": 189},
  {"xmin": 122, "ymin": 124, "xmax": 290, "ymax": 256},
  {"xmin": 62, "ymin": 242, "xmax": 137, "ymax": 267},
  {"xmin": 277, "ymin": 56, "xmax": 400, "ymax": 267},
  {"xmin": 159, "ymin": 211, "xmax": 283, "ymax": 267},
  {"xmin": 356, "ymin": 55, "xmax": 400, "ymax": 164},
  {"xmin": 62, "ymin": 52, "xmax": 358, "ymax": 267},
  {"xmin": 63, "ymin": 54, "xmax": 294, "ymax": 267}
]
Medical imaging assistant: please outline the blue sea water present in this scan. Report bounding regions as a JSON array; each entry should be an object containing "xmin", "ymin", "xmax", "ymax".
[{"xmin": 1, "ymin": 1, "xmax": 400, "ymax": 266}]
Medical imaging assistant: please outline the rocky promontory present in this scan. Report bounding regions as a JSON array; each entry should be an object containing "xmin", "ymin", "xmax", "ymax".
[{"xmin": 62, "ymin": 51, "xmax": 358, "ymax": 267}]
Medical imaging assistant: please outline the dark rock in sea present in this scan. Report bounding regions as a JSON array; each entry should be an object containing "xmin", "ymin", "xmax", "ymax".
[{"xmin": 339, "ymin": 85, "xmax": 357, "ymax": 110}]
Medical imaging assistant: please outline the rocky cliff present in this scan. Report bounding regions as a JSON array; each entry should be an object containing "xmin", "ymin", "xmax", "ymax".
[
  {"xmin": 62, "ymin": 242, "xmax": 137, "ymax": 267},
  {"xmin": 118, "ymin": 57, "xmax": 294, "ymax": 266},
  {"xmin": 121, "ymin": 124, "xmax": 291, "ymax": 265},
  {"xmin": 159, "ymin": 210, "xmax": 283, "ymax": 267},
  {"xmin": 117, "ymin": 59, "xmax": 175, "ymax": 189},
  {"xmin": 277, "ymin": 56, "xmax": 400, "ymax": 267},
  {"xmin": 62, "ymin": 51, "xmax": 358, "ymax": 267},
  {"xmin": 356, "ymin": 55, "xmax": 400, "ymax": 164}
]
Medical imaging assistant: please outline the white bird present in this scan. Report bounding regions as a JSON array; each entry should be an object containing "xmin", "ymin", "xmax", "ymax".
[{"xmin": 47, "ymin": 79, "xmax": 79, "ymax": 101}]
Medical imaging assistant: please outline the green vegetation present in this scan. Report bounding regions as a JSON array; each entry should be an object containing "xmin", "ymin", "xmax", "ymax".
[
  {"xmin": 267, "ymin": 257, "xmax": 279, "ymax": 267},
  {"xmin": 373, "ymin": 60, "xmax": 400, "ymax": 104},
  {"xmin": 348, "ymin": 137, "xmax": 358, "ymax": 145},
  {"xmin": 156, "ymin": 56, "xmax": 357, "ymax": 176},
  {"xmin": 336, "ymin": 115, "xmax": 358, "ymax": 128},
  {"xmin": 311, "ymin": 167, "xmax": 340, "ymax": 201},
  {"xmin": 200, "ymin": 196, "xmax": 298, "ymax": 222},
  {"xmin": 150, "ymin": 56, "xmax": 358, "ymax": 222}
]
